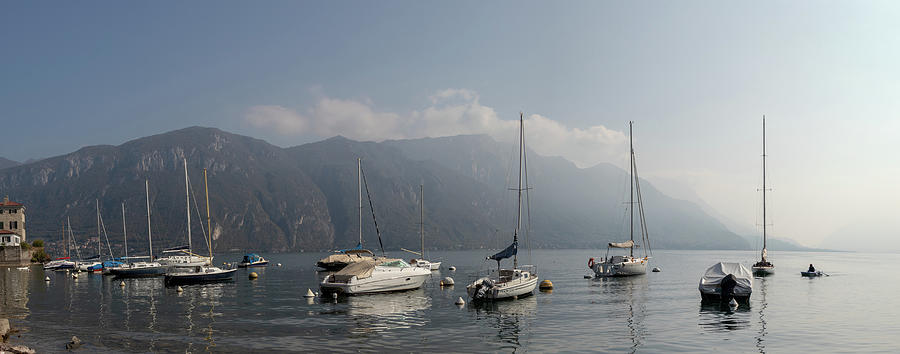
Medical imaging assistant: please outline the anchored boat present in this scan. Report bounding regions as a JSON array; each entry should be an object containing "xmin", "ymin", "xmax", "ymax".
[
  {"xmin": 238, "ymin": 253, "xmax": 269, "ymax": 267},
  {"xmin": 316, "ymin": 158, "xmax": 376, "ymax": 271},
  {"xmin": 589, "ymin": 121, "xmax": 652, "ymax": 277},
  {"xmin": 752, "ymin": 116, "xmax": 775, "ymax": 276},
  {"xmin": 466, "ymin": 113, "xmax": 538, "ymax": 301},
  {"xmin": 699, "ymin": 262, "xmax": 753, "ymax": 302},
  {"xmin": 320, "ymin": 258, "xmax": 430, "ymax": 295},
  {"xmin": 111, "ymin": 180, "xmax": 166, "ymax": 277}
]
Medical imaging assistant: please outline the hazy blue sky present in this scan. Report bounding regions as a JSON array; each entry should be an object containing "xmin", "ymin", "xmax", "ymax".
[{"xmin": 3, "ymin": 1, "xmax": 900, "ymax": 250}]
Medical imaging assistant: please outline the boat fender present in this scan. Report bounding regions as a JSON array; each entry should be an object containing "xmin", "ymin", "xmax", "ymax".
[{"xmin": 588, "ymin": 258, "xmax": 595, "ymax": 268}]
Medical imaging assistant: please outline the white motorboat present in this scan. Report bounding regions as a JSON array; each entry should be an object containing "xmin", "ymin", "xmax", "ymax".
[
  {"xmin": 589, "ymin": 122, "xmax": 652, "ymax": 277},
  {"xmin": 164, "ymin": 160, "xmax": 235, "ymax": 284},
  {"xmin": 320, "ymin": 258, "xmax": 431, "ymax": 295},
  {"xmin": 699, "ymin": 262, "xmax": 753, "ymax": 302},
  {"xmin": 410, "ymin": 259, "xmax": 441, "ymax": 271},
  {"xmin": 752, "ymin": 116, "xmax": 775, "ymax": 276},
  {"xmin": 43, "ymin": 258, "xmax": 75, "ymax": 270},
  {"xmin": 466, "ymin": 113, "xmax": 538, "ymax": 301}
]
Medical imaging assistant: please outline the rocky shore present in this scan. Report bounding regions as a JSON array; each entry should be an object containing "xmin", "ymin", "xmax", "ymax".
[{"xmin": 0, "ymin": 319, "xmax": 35, "ymax": 354}]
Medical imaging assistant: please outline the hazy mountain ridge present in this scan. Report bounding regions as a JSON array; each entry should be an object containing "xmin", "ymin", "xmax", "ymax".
[
  {"xmin": 0, "ymin": 127, "xmax": 756, "ymax": 254},
  {"xmin": 0, "ymin": 157, "xmax": 20, "ymax": 170}
]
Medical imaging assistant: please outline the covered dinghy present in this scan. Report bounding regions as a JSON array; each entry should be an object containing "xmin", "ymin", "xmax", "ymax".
[{"xmin": 699, "ymin": 262, "xmax": 753, "ymax": 302}]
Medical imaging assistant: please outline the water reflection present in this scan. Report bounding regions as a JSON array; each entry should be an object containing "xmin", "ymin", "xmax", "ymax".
[
  {"xmin": 469, "ymin": 295, "xmax": 538, "ymax": 351},
  {"xmin": 0, "ymin": 266, "xmax": 31, "ymax": 319},
  {"xmin": 589, "ymin": 276, "xmax": 648, "ymax": 353},
  {"xmin": 344, "ymin": 288, "xmax": 431, "ymax": 335},
  {"xmin": 698, "ymin": 300, "xmax": 752, "ymax": 331},
  {"xmin": 755, "ymin": 277, "xmax": 769, "ymax": 353}
]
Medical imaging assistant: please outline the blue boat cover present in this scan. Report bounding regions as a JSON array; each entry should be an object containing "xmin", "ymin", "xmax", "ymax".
[
  {"xmin": 488, "ymin": 241, "xmax": 517, "ymax": 261},
  {"xmin": 337, "ymin": 242, "xmax": 364, "ymax": 253},
  {"xmin": 242, "ymin": 254, "xmax": 261, "ymax": 263}
]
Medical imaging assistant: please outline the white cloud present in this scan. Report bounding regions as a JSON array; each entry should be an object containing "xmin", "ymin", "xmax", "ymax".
[{"xmin": 244, "ymin": 89, "xmax": 628, "ymax": 167}]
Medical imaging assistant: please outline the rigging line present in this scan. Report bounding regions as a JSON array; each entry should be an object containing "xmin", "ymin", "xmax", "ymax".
[
  {"xmin": 631, "ymin": 152, "xmax": 652, "ymax": 256},
  {"xmin": 68, "ymin": 217, "xmax": 84, "ymax": 261},
  {"xmin": 360, "ymin": 165, "xmax": 386, "ymax": 257},
  {"xmin": 99, "ymin": 211, "xmax": 116, "ymax": 259},
  {"xmin": 188, "ymin": 178, "xmax": 211, "ymax": 254}
]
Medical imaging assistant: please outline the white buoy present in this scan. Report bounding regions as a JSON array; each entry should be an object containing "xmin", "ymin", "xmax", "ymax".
[
  {"xmin": 652, "ymin": 267, "xmax": 661, "ymax": 272},
  {"xmin": 455, "ymin": 296, "xmax": 465, "ymax": 306},
  {"xmin": 176, "ymin": 286, "xmax": 184, "ymax": 293},
  {"xmin": 44, "ymin": 276, "xmax": 51, "ymax": 281},
  {"xmin": 72, "ymin": 273, "xmax": 78, "ymax": 279},
  {"xmin": 448, "ymin": 266, "xmax": 456, "ymax": 271},
  {"xmin": 304, "ymin": 289, "xmax": 316, "ymax": 298},
  {"xmin": 119, "ymin": 281, "xmax": 126, "ymax": 287},
  {"xmin": 440, "ymin": 277, "xmax": 454, "ymax": 286},
  {"xmin": 729, "ymin": 298, "xmax": 739, "ymax": 309},
  {"xmin": 277, "ymin": 263, "xmax": 282, "ymax": 267},
  {"xmin": 332, "ymin": 292, "xmax": 338, "ymax": 300}
]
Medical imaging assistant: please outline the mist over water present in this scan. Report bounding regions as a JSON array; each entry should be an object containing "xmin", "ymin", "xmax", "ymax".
[{"xmin": 1, "ymin": 249, "xmax": 896, "ymax": 352}]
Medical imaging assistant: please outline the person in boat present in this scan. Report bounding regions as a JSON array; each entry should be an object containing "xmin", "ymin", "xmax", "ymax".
[{"xmin": 808, "ymin": 264, "xmax": 816, "ymax": 273}]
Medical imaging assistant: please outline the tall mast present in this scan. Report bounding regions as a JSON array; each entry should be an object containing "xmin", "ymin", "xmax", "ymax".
[
  {"xmin": 358, "ymin": 158, "xmax": 363, "ymax": 245},
  {"xmin": 420, "ymin": 184, "xmax": 425, "ymax": 260},
  {"xmin": 204, "ymin": 168, "xmax": 212, "ymax": 261},
  {"xmin": 122, "ymin": 202, "xmax": 128, "ymax": 260},
  {"xmin": 96, "ymin": 199, "xmax": 101, "ymax": 259},
  {"xmin": 184, "ymin": 158, "xmax": 191, "ymax": 255},
  {"xmin": 629, "ymin": 121, "xmax": 634, "ymax": 258},
  {"xmin": 762, "ymin": 115, "xmax": 767, "ymax": 259},
  {"xmin": 145, "ymin": 179, "xmax": 153, "ymax": 260},
  {"xmin": 514, "ymin": 112, "xmax": 525, "ymax": 269}
]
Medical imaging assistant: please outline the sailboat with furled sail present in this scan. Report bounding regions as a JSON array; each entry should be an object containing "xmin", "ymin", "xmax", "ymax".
[
  {"xmin": 316, "ymin": 158, "xmax": 377, "ymax": 271},
  {"xmin": 752, "ymin": 116, "xmax": 774, "ymax": 275},
  {"xmin": 466, "ymin": 112, "xmax": 538, "ymax": 301},
  {"xmin": 164, "ymin": 159, "xmax": 236, "ymax": 284},
  {"xmin": 110, "ymin": 180, "xmax": 166, "ymax": 277},
  {"xmin": 589, "ymin": 121, "xmax": 651, "ymax": 277}
]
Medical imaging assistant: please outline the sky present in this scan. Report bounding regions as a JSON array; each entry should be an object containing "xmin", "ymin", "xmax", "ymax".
[{"xmin": 3, "ymin": 1, "xmax": 900, "ymax": 251}]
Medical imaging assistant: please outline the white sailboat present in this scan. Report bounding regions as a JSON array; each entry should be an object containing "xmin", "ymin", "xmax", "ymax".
[
  {"xmin": 157, "ymin": 163, "xmax": 211, "ymax": 268},
  {"xmin": 589, "ymin": 121, "xmax": 651, "ymax": 277},
  {"xmin": 110, "ymin": 180, "xmax": 166, "ymax": 277},
  {"xmin": 164, "ymin": 160, "xmax": 236, "ymax": 284},
  {"xmin": 466, "ymin": 113, "xmax": 538, "ymax": 301},
  {"xmin": 408, "ymin": 185, "xmax": 441, "ymax": 271},
  {"xmin": 316, "ymin": 158, "xmax": 376, "ymax": 270},
  {"xmin": 752, "ymin": 116, "xmax": 775, "ymax": 275}
]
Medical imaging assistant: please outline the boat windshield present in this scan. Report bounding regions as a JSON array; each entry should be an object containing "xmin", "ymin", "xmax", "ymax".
[{"xmin": 381, "ymin": 260, "xmax": 410, "ymax": 268}]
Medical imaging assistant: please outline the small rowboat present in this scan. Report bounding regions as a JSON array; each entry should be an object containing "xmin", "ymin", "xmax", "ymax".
[{"xmin": 801, "ymin": 271, "xmax": 824, "ymax": 277}]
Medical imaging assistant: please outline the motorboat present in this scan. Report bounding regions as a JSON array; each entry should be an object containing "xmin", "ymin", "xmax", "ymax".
[
  {"xmin": 466, "ymin": 113, "xmax": 538, "ymax": 301},
  {"xmin": 88, "ymin": 260, "xmax": 124, "ymax": 274},
  {"xmin": 43, "ymin": 257, "xmax": 75, "ymax": 270},
  {"xmin": 589, "ymin": 122, "xmax": 652, "ymax": 277},
  {"xmin": 410, "ymin": 258, "xmax": 441, "ymax": 271},
  {"xmin": 699, "ymin": 262, "xmax": 753, "ymax": 302},
  {"xmin": 320, "ymin": 258, "xmax": 431, "ymax": 295},
  {"xmin": 238, "ymin": 253, "xmax": 269, "ymax": 267}
]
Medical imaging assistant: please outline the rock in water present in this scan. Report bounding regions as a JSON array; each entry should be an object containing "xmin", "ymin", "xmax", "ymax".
[
  {"xmin": 0, "ymin": 318, "xmax": 10, "ymax": 339},
  {"xmin": 66, "ymin": 335, "xmax": 82, "ymax": 350},
  {"xmin": 0, "ymin": 343, "xmax": 36, "ymax": 354}
]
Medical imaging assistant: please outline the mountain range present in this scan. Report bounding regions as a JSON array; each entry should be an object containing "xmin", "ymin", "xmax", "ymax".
[{"xmin": 0, "ymin": 126, "xmax": 787, "ymax": 255}]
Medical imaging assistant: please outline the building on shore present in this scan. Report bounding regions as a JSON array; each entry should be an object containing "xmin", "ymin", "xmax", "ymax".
[
  {"xmin": 0, "ymin": 196, "xmax": 26, "ymax": 245},
  {"xmin": 0, "ymin": 197, "xmax": 30, "ymax": 266}
]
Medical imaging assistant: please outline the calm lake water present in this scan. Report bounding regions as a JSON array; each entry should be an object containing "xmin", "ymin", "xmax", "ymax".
[{"xmin": 1, "ymin": 249, "xmax": 897, "ymax": 352}]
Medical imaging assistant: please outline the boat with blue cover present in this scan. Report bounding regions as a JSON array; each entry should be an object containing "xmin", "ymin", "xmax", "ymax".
[{"xmin": 239, "ymin": 254, "xmax": 269, "ymax": 267}]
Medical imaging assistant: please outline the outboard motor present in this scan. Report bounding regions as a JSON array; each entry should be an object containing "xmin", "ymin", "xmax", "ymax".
[{"xmin": 720, "ymin": 274, "xmax": 738, "ymax": 301}]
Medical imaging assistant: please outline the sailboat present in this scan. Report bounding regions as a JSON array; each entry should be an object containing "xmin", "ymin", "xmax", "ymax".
[
  {"xmin": 78, "ymin": 200, "xmax": 107, "ymax": 272},
  {"xmin": 466, "ymin": 113, "xmax": 539, "ymax": 301},
  {"xmin": 156, "ymin": 164, "xmax": 211, "ymax": 268},
  {"xmin": 43, "ymin": 221, "xmax": 75, "ymax": 270},
  {"xmin": 316, "ymin": 158, "xmax": 376, "ymax": 271},
  {"xmin": 110, "ymin": 180, "xmax": 166, "ymax": 277},
  {"xmin": 752, "ymin": 116, "xmax": 775, "ymax": 276},
  {"xmin": 164, "ymin": 160, "xmax": 236, "ymax": 284},
  {"xmin": 407, "ymin": 185, "xmax": 441, "ymax": 271},
  {"xmin": 589, "ymin": 121, "xmax": 652, "ymax": 277}
]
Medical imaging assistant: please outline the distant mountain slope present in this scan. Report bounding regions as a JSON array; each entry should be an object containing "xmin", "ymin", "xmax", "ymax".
[
  {"xmin": 0, "ymin": 157, "xmax": 19, "ymax": 170},
  {"xmin": 0, "ymin": 127, "xmax": 752, "ymax": 254}
]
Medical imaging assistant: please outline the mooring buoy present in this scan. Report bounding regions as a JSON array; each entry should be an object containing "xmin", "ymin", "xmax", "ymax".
[
  {"xmin": 455, "ymin": 297, "xmax": 465, "ymax": 306},
  {"xmin": 249, "ymin": 272, "xmax": 259, "ymax": 279},
  {"xmin": 440, "ymin": 277, "xmax": 454, "ymax": 286},
  {"xmin": 539, "ymin": 280, "xmax": 554, "ymax": 291},
  {"xmin": 119, "ymin": 281, "xmax": 126, "ymax": 287},
  {"xmin": 448, "ymin": 266, "xmax": 456, "ymax": 271},
  {"xmin": 304, "ymin": 289, "xmax": 316, "ymax": 298},
  {"xmin": 729, "ymin": 298, "xmax": 739, "ymax": 309},
  {"xmin": 176, "ymin": 286, "xmax": 184, "ymax": 293},
  {"xmin": 652, "ymin": 267, "xmax": 661, "ymax": 272},
  {"xmin": 44, "ymin": 276, "xmax": 50, "ymax": 281}
]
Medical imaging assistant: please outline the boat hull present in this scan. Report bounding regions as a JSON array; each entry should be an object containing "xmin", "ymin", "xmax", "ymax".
[
  {"xmin": 110, "ymin": 266, "xmax": 166, "ymax": 277},
  {"xmin": 165, "ymin": 268, "xmax": 237, "ymax": 284},
  {"xmin": 466, "ymin": 267, "xmax": 539, "ymax": 301},
  {"xmin": 801, "ymin": 271, "xmax": 823, "ymax": 277},
  {"xmin": 320, "ymin": 268, "xmax": 430, "ymax": 295},
  {"xmin": 238, "ymin": 261, "xmax": 269, "ymax": 268},
  {"xmin": 591, "ymin": 257, "xmax": 648, "ymax": 277},
  {"xmin": 752, "ymin": 266, "xmax": 775, "ymax": 276}
]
